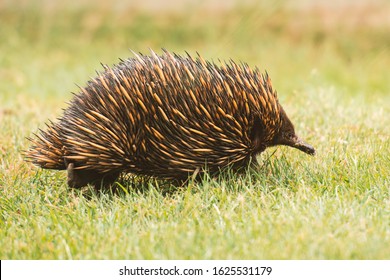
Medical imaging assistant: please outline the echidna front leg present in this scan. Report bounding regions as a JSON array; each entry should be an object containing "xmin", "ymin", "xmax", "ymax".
[{"xmin": 66, "ymin": 162, "xmax": 120, "ymax": 189}]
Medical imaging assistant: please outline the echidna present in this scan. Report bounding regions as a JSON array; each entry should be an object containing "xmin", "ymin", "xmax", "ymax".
[{"xmin": 26, "ymin": 49, "xmax": 315, "ymax": 189}]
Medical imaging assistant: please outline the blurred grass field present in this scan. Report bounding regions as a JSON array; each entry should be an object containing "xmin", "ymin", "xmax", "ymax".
[{"xmin": 0, "ymin": 0, "xmax": 389, "ymax": 259}]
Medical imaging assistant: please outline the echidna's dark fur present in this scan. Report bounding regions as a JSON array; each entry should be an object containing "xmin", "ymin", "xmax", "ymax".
[{"xmin": 26, "ymin": 50, "xmax": 315, "ymax": 188}]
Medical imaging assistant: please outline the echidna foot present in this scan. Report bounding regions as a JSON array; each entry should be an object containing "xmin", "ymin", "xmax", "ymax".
[{"xmin": 66, "ymin": 162, "xmax": 120, "ymax": 189}]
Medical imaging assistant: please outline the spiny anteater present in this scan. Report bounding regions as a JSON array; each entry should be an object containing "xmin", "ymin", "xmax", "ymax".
[{"xmin": 26, "ymin": 49, "xmax": 315, "ymax": 189}]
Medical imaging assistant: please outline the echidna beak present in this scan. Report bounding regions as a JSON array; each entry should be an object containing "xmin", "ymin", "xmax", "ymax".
[{"xmin": 293, "ymin": 137, "xmax": 316, "ymax": 156}]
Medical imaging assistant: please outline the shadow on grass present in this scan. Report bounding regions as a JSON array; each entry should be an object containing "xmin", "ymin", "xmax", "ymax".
[
  {"xmin": 75, "ymin": 152, "xmax": 309, "ymax": 200},
  {"xmin": 25, "ymin": 148, "xmax": 313, "ymax": 202}
]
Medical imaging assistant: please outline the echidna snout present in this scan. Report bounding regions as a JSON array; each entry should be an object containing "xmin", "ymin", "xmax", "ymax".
[
  {"xmin": 274, "ymin": 130, "xmax": 316, "ymax": 155},
  {"xmin": 26, "ymin": 50, "xmax": 315, "ymax": 189},
  {"xmin": 271, "ymin": 108, "xmax": 315, "ymax": 155}
]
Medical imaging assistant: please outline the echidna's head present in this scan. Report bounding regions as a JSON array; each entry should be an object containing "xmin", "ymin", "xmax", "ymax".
[{"xmin": 271, "ymin": 107, "xmax": 315, "ymax": 155}]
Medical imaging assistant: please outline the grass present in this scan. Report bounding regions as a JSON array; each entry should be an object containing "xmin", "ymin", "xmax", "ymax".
[{"xmin": 0, "ymin": 0, "xmax": 389, "ymax": 259}]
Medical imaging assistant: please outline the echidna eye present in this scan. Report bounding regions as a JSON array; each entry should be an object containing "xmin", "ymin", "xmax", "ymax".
[{"xmin": 285, "ymin": 132, "xmax": 294, "ymax": 139}]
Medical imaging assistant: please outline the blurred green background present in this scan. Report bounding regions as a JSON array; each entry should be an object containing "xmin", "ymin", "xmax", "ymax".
[
  {"xmin": 2, "ymin": 0, "xmax": 389, "ymax": 98},
  {"xmin": 0, "ymin": 0, "xmax": 389, "ymax": 259}
]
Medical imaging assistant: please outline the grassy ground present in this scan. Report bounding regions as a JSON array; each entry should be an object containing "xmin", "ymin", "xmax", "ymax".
[{"xmin": 0, "ymin": 0, "xmax": 389, "ymax": 259}]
